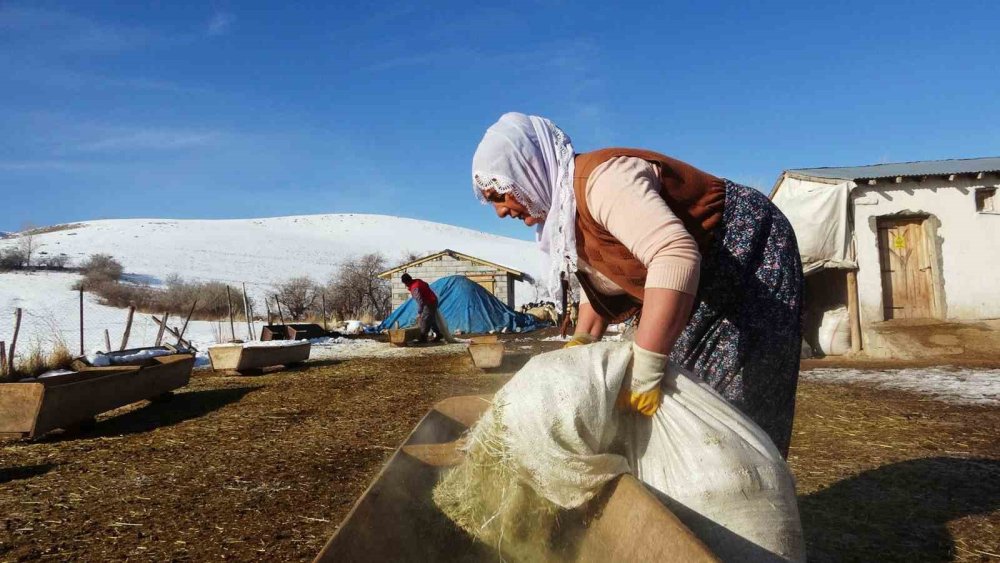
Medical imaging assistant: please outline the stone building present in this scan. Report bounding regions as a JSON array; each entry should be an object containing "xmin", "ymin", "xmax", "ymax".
[{"xmin": 378, "ymin": 249, "xmax": 527, "ymax": 310}]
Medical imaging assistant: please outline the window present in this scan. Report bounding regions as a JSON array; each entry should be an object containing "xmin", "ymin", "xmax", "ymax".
[{"xmin": 975, "ymin": 187, "xmax": 997, "ymax": 214}]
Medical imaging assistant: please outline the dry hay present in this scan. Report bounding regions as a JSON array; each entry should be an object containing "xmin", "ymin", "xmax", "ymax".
[
  {"xmin": 789, "ymin": 378, "xmax": 999, "ymax": 562},
  {"xmin": 433, "ymin": 401, "xmax": 561, "ymax": 562}
]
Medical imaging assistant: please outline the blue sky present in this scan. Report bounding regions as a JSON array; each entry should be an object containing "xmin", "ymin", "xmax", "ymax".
[{"xmin": 2, "ymin": 1, "xmax": 998, "ymax": 238}]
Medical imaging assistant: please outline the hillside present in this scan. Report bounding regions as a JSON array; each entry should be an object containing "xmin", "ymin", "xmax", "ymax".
[
  {"xmin": 2, "ymin": 214, "xmax": 542, "ymax": 296},
  {"xmin": 0, "ymin": 214, "xmax": 544, "ymax": 359}
]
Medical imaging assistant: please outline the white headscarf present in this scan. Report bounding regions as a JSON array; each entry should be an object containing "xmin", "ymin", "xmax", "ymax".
[{"xmin": 472, "ymin": 112, "xmax": 577, "ymax": 305}]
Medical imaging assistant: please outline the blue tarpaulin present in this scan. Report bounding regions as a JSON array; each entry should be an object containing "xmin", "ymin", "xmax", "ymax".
[{"xmin": 378, "ymin": 275, "xmax": 545, "ymax": 334}]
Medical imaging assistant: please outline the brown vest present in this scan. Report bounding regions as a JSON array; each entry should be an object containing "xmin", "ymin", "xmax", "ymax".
[{"xmin": 574, "ymin": 148, "xmax": 725, "ymax": 322}]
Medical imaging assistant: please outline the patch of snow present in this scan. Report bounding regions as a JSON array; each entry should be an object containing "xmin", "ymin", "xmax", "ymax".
[
  {"xmin": 802, "ymin": 367, "xmax": 1000, "ymax": 406},
  {"xmin": 308, "ymin": 336, "xmax": 467, "ymax": 360}
]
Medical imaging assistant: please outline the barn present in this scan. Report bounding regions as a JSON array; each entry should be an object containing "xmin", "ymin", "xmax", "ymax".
[
  {"xmin": 377, "ymin": 249, "xmax": 528, "ymax": 311},
  {"xmin": 770, "ymin": 156, "xmax": 1000, "ymax": 357}
]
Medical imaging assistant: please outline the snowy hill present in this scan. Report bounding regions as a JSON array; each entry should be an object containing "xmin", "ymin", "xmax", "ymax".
[
  {"xmin": 0, "ymin": 214, "xmax": 544, "ymax": 360},
  {"xmin": 4, "ymin": 215, "xmax": 542, "ymax": 294}
]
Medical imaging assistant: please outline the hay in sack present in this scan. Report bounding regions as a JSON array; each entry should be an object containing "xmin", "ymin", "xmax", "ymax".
[{"xmin": 433, "ymin": 342, "xmax": 806, "ymax": 562}]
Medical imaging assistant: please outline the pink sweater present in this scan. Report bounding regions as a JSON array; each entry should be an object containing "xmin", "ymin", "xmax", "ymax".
[{"xmin": 577, "ymin": 156, "xmax": 701, "ymax": 303}]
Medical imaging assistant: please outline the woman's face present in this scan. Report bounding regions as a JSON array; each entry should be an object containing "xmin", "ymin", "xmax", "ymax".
[{"xmin": 481, "ymin": 189, "xmax": 544, "ymax": 227}]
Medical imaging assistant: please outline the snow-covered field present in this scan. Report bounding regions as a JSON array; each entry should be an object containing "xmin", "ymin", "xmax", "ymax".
[
  {"xmin": 803, "ymin": 367, "xmax": 1000, "ymax": 406},
  {"xmin": 0, "ymin": 214, "xmax": 544, "ymax": 304},
  {"xmin": 0, "ymin": 214, "xmax": 544, "ymax": 362}
]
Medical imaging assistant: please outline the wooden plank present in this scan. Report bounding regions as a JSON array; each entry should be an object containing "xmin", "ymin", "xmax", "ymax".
[
  {"xmin": 151, "ymin": 315, "xmax": 196, "ymax": 351},
  {"xmin": 9, "ymin": 308, "xmax": 22, "ymax": 376},
  {"xmin": 154, "ymin": 311, "xmax": 169, "ymax": 346},
  {"xmin": 119, "ymin": 305, "xmax": 136, "ymax": 351},
  {"xmin": 0, "ymin": 383, "xmax": 45, "ymax": 436},
  {"xmin": 177, "ymin": 299, "xmax": 198, "ymax": 345},
  {"xmin": 846, "ymin": 270, "xmax": 861, "ymax": 352},
  {"xmin": 104, "ymin": 329, "xmax": 111, "ymax": 352}
]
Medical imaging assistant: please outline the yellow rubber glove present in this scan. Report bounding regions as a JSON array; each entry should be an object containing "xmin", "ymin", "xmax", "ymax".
[
  {"xmin": 616, "ymin": 342, "xmax": 668, "ymax": 417},
  {"xmin": 563, "ymin": 333, "xmax": 595, "ymax": 349}
]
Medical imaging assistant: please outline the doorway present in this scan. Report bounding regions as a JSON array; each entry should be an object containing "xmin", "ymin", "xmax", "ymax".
[{"xmin": 876, "ymin": 216, "xmax": 934, "ymax": 319}]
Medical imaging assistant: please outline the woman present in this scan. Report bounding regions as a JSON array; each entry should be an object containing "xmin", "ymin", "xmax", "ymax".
[{"xmin": 471, "ymin": 112, "xmax": 803, "ymax": 457}]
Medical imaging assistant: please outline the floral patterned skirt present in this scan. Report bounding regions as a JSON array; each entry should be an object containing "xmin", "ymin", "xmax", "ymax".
[{"xmin": 669, "ymin": 180, "xmax": 804, "ymax": 457}]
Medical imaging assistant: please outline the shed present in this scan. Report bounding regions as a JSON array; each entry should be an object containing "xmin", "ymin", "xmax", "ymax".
[
  {"xmin": 378, "ymin": 249, "xmax": 528, "ymax": 310},
  {"xmin": 771, "ymin": 156, "xmax": 1000, "ymax": 356}
]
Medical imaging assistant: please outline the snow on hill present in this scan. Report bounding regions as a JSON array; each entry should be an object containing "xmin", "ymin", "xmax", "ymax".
[
  {"xmin": 4, "ymin": 214, "xmax": 543, "ymax": 296},
  {"xmin": 0, "ymin": 214, "xmax": 545, "ymax": 361}
]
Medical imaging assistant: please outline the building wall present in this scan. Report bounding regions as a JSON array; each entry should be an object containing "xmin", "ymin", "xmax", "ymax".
[
  {"xmin": 385, "ymin": 254, "xmax": 518, "ymax": 310},
  {"xmin": 852, "ymin": 173, "xmax": 1000, "ymax": 325}
]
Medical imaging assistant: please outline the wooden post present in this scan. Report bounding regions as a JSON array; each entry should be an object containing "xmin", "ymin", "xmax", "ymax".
[
  {"xmin": 119, "ymin": 305, "xmax": 136, "ymax": 351},
  {"xmin": 226, "ymin": 286, "xmax": 236, "ymax": 342},
  {"xmin": 322, "ymin": 292, "xmax": 328, "ymax": 331},
  {"xmin": 0, "ymin": 341, "xmax": 6, "ymax": 377},
  {"xmin": 247, "ymin": 301, "xmax": 257, "ymax": 340},
  {"xmin": 9, "ymin": 308, "xmax": 22, "ymax": 375},
  {"xmin": 79, "ymin": 287, "xmax": 85, "ymax": 355},
  {"xmin": 274, "ymin": 294, "xmax": 286, "ymax": 325},
  {"xmin": 846, "ymin": 270, "xmax": 862, "ymax": 353},
  {"xmin": 242, "ymin": 283, "xmax": 253, "ymax": 341},
  {"xmin": 104, "ymin": 329, "xmax": 111, "ymax": 352},
  {"xmin": 155, "ymin": 312, "xmax": 169, "ymax": 346},
  {"xmin": 152, "ymin": 315, "xmax": 196, "ymax": 351},
  {"xmin": 177, "ymin": 299, "xmax": 198, "ymax": 346}
]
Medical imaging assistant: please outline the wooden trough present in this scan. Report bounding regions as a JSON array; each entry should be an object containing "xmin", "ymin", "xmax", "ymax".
[
  {"xmin": 315, "ymin": 395, "xmax": 717, "ymax": 563},
  {"xmin": 0, "ymin": 350, "xmax": 195, "ymax": 439},
  {"xmin": 387, "ymin": 326, "xmax": 422, "ymax": 347},
  {"xmin": 261, "ymin": 324, "xmax": 331, "ymax": 341},
  {"xmin": 467, "ymin": 342, "xmax": 504, "ymax": 369},
  {"xmin": 208, "ymin": 341, "xmax": 311, "ymax": 374}
]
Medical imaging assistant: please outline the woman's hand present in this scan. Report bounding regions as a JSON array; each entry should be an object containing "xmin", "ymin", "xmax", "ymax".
[{"xmin": 617, "ymin": 288, "xmax": 694, "ymax": 416}]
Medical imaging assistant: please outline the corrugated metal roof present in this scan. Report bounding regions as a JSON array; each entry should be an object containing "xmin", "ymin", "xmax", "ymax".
[{"xmin": 787, "ymin": 156, "xmax": 1000, "ymax": 180}]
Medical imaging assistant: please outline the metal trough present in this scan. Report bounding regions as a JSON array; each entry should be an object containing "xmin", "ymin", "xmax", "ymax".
[
  {"xmin": 208, "ymin": 341, "xmax": 311, "ymax": 373},
  {"xmin": 467, "ymin": 342, "xmax": 504, "ymax": 369},
  {"xmin": 315, "ymin": 395, "xmax": 717, "ymax": 562},
  {"xmin": 0, "ymin": 352, "xmax": 195, "ymax": 439}
]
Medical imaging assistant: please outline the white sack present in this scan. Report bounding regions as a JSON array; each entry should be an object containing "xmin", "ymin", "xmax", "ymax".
[
  {"xmin": 817, "ymin": 306, "xmax": 851, "ymax": 356},
  {"xmin": 494, "ymin": 342, "xmax": 805, "ymax": 561}
]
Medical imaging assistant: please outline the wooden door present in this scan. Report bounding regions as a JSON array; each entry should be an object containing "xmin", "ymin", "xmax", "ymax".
[
  {"xmin": 468, "ymin": 275, "xmax": 495, "ymax": 294},
  {"xmin": 877, "ymin": 217, "xmax": 933, "ymax": 319}
]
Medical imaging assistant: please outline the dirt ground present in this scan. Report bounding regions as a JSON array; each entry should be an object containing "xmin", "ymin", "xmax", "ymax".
[{"xmin": 2, "ymin": 333, "xmax": 998, "ymax": 562}]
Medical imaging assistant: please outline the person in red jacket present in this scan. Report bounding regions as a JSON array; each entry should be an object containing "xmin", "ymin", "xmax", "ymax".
[{"xmin": 402, "ymin": 273, "xmax": 443, "ymax": 343}]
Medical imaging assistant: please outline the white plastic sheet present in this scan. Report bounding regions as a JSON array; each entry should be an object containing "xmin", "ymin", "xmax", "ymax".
[{"xmin": 771, "ymin": 177, "xmax": 855, "ymax": 274}]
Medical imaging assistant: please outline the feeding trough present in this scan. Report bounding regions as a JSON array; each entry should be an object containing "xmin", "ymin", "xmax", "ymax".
[
  {"xmin": 387, "ymin": 326, "xmax": 421, "ymax": 347},
  {"xmin": 261, "ymin": 324, "xmax": 333, "ymax": 341},
  {"xmin": 208, "ymin": 340, "xmax": 311, "ymax": 374},
  {"xmin": 314, "ymin": 395, "xmax": 717, "ymax": 562},
  {"xmin": 467, "ymin": 342, "xmax": 504, "ymax": 369},
  {"xmin": 0, "ymin": 348, "xmax": 195, "ymax": 439}
]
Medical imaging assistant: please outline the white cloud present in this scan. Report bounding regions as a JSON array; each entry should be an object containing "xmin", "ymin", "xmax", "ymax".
[{"xmin": 207, "ymin": 12, "xmax": 235, "ymax": 36}]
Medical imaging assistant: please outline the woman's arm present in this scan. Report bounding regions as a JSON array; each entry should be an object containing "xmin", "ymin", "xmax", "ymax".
[
  {"xmin": 575, "ymin": 302, "xmax": 609, "ymax": 341},
  {"xmin": 634, "ymin": 288, "xmax": 694, "ymax": 355}
]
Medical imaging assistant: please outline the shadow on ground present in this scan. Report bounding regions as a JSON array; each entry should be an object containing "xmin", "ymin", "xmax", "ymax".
[
  {"xmin": 0, "ymin": 463, "xmax": 57, "ymax": 484},
  {"xmin": 799, "ymin": 456, "xmax": 1000, "ymax": 562},
  {"xmin": 43, "ymin": 386, "xmax": 260, "ymax": 442}
]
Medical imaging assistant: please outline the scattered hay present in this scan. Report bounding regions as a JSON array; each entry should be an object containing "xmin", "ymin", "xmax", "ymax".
[{"xmin": 433, "ymin": 401, "xmax": 561, "ymax": 561}]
